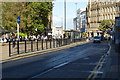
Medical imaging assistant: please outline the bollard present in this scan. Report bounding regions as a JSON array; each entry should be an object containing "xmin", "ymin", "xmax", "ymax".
[
  {"xmin": 56, "ymin": 39, "xmax": 58, "ymax": 47},
  {"xmin": 36, "ymin": 39, "xmax": 38, "ymax": 51},
  {"xmin": 25, "ymin": 40, "xmax": 27, "ymax": 53},
  {"xmin": 66, "ymin": 39, "xmax": 67, "ymax": 45},
  {"xmin": 17, "ymin": 40, "xmax": 19, "ymax": 54},
  {"xmin": 46, "ymin": 39, "xmax": 48, "ymax": 49},
  {"xmin": 50, "ymin": 39, "xmax": 52, "ymax": 48},
  {"xmin": 31, "ymin": 41, "xmax": 33, "ymax": 51},
  {"xmin": 59, "ymin": 39, "xmax": 60, "ymax": 47},
  {"xmin": 42, "ymin": 39, "xmax": 43, "ymax": 50},
  {"xmin": 61, "ymin": 38, "xmax": 63, "ymax": 46},
  {"xmin": 63, "ymin": 38, "xmax": 65, "ymax": 46},
  {"xmin": 53, "ymin": 39, "xmax": 55, "ymax": 48},
  {"xmin": 9, "ymin": 41, "xmax": 11, "ymax": 57},
  {"xmin": 60, "ymin": 39, "xmax": 61, "ymax": 46}
]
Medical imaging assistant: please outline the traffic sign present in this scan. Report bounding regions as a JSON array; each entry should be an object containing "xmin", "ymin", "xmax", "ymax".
[{"xmin": 17, "ymin": 16, "xmax": 20, "ymax": 24}]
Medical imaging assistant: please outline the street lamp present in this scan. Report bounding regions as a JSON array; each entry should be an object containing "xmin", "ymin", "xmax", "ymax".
[
  {"xmin": 64, "ymin": 0, "xmax": 66, "ymax": 30},
  {"xmin": 75, "ymin": 3, "xmax": 77, "ymax": 30}
]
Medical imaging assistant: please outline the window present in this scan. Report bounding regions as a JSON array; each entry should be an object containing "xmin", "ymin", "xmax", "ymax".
[{"xmin": 119, "ymin": 6, "xmax": 120, "ymax": 11}]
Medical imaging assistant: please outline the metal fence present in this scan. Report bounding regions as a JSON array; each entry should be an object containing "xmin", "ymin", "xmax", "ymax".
[{"xmin": 8, "ymin": 38, "xmax": 83, "ymax": 57}]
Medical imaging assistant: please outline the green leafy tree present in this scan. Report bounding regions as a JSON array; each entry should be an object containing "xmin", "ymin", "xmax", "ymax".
[
  {"xmin": 99, "ymin": 20, "xmax": 115, "ymax": 32},
  {"xmin": 3, "ymin": 2, "xmax": 53, "ymax": 35},
  {"xmin": 99, "ymin": 20, "xmax": 115, "ymax": 40},
  {"xmin": 28, "ymin": 2, "xmax": 52, "ymax": 35}
]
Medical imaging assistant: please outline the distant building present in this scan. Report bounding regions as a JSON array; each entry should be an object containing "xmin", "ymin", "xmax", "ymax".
[
  {"xmin": 73, "ymin": 8, "xmax": 87, "ymax": 32},
  {"xmin": 73, "ymin": 17, "xmax": 77, "ymax": 30},
  {"xmin": 86, "ymin": 0, "xmax": 120, "ymax": 36},
  {"xmin": 52, "ymin": 26, "xmax": 64, "ymax": 39},
  {"xmin": 80, "ymin": 10, "xmax": 87, "ymax": 33}
]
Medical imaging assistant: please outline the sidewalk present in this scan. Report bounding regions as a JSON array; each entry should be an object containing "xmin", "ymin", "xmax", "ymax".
[
  {"xmin": 105, "ymin": 42, "xmax": 120, "ymax": 79},
  {"xmin": 1, "ymin": 40, "xmax": 90, "ymax": 62}
]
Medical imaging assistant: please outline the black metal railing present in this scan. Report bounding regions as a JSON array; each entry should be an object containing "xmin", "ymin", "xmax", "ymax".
[{"xmin": 8, "ymin": 38, "xmax": 84, "ymax": 57}]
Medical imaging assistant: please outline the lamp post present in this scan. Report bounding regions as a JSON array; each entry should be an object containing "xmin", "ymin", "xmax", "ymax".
[
  {"xmin": 75, "ymin": 3, "xmax": 77, "ymax": 30},
  {"xmin": 64, "ymin": 0, "xmax": 66, "ymax": 30}
]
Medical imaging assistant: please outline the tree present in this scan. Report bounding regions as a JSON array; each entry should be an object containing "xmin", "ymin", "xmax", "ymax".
[
  {"xmin": 99, "ymin": 20, "xmax": 115, "ymax": 40},
  {"xmin": 3, "ymin": 2, "xmax": 53, "ymax": 35},
  {"xmin": 28, "ymin": 2, "xmax": 53, "ymax": 35},
  {"xmin": 99, "ymin": 20, "xmax": 115, "ymax": 32}
]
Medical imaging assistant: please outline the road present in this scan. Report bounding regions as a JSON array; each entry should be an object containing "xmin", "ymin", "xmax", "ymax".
[{"xmin": 2, "ymin": 41, "xmax": 110, "ymax": 79}]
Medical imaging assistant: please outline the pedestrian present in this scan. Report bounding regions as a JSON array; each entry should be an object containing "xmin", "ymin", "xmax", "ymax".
[
  {"xmin": 41, "ymin": 35, "xmax": 44, "ymax": 40},
  {"xmin": 12, "ymin": 33, "xmax": 16, "ymax": 48},
  {"xmin": 1, "ymin": 33, "xmax": 6, "ymax": 46},
  {"xmin": 37, "ymin": 34, "xmax": 40, "ymax": 40},
  {"xmin": 4, "ymin": 33, "xmax": 8, "ymax": 42}
]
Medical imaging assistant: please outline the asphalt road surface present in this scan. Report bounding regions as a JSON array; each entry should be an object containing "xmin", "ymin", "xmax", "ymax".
[{"xmin": 2, "ymin": 41, "xmax": 109, "ymax": 79}]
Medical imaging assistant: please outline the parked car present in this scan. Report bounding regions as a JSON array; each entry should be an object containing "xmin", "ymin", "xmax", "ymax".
[{"xmin": 93, "ymin": 36, "xmax": 101, "ymax": 43}]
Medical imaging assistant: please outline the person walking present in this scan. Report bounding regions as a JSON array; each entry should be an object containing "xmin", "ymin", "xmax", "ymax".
[{"xmin": 1, "ymin": 33, "xmax": 5, "ymax": 46}]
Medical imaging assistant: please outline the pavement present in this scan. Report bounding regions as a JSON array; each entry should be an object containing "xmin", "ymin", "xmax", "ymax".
[
  {"xmin": 105, "ymin": 42, "xmax": 120, "ymax": 79},
  {"xmin": 0, "ymin": 40, "xmax": 89, "ymax": 62}
]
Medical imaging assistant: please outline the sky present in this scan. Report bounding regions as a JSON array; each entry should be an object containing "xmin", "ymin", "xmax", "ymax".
[{"xmin": 53, "ymin": 0, "xmax": 88, "ymax": 29}]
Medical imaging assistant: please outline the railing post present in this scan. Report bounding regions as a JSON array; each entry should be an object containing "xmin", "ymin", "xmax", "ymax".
[
  {"xmin": 46, "ymin": 39, "xmax": 48, "ymax": 49},
  {"xmin": 59, "ymin": 39, "xmax": 60, "ymax": 47},
  {"xmin": 66, "ymin": 38, "xmax": 67, "ymax": 45},
  {"xmin": 17, "ymin": 40, "xmax": 19, "ymax": 54},
  {"xmin": 42, "ymin": 39, "xmax": 43, "ymax": 50},
  {"xmin": 9, "ymin": 41, "xmax": 11, "ymax": 57},
  {"xmin": 63, "ymin": 38, "xmax": 65, "ymax": 46},
  {"xmin": 25, "ymin": 40, "xmax": 27, "ymax": 53},
  {"xmin": 56, "ymin": 39, "xmax": 58, "ymax": 47},
  {"xmin": 60, "ymin": 38, "xmax": 61, "ymax": 46},
  {"xmin": 53, "ymin": 39, "xmax": 54, "ymax": 48},
  {"xmin": 50, "ymin": 39, "xmax": 52, "ymax": 48},
  {"xmin": 61, "ymin": 38, "xmax": 62, "ymax": 46},
  {"xmin": 36, "ymin": 39, "xmax": 38, "ymax": 51},
  {"xmin": 31, "ymin": 40, "xmax": 33, "ymax": 51}
]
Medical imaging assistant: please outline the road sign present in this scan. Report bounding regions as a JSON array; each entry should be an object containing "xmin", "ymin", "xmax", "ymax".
[{"xmin": 17, "ymin": 16, "xmax": 20, "ymax": 24}]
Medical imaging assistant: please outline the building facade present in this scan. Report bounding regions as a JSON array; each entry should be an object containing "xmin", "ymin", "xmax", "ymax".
[
  {"xmin": 86, "ymin": 0, "xmax": 120, "ymax": 36},
  {"xmin": 73, "ymin": 17, "xmax": 77, "ymax": 30},
  {"xmin": 80, "ymin": 11, "xmax": 87, "ymax": 33},
  {"xmin": 73, "ymin": 8, "xmax": 87, "ymax": 32}
]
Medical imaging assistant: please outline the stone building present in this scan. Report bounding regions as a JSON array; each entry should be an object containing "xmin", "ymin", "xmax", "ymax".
[
  {"xmin": 80, "ymin": 10, "xmax": 87, "ymax": 33},
  {"xmin": 86, "ymin": 0, "xmax": 120, "ymax": 36}
]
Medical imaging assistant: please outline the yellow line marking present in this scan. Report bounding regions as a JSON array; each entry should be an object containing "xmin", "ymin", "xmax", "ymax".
[
  {"xmin": 92, "ymin": 57, "xmax": 106, "ymax": 80},
  {"xmin": 87, "ymin": 42, "xmax": 111, "ymax": 80},
  {"xmin": 0, "ymin": 41, "xmax": 88, "ymax": 63},
  {"xmin": 0, "ymin": 48, "xmax": 61, "ymax": 63}
]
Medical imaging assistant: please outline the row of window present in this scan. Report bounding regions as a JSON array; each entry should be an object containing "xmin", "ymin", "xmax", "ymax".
[
  {"xmin": 89, "ymin": 14, "xmax": 115, "ymax": 22},
  {"xmin": 91, "ymin": 6, "xmax": 116, "ymax": 13}
]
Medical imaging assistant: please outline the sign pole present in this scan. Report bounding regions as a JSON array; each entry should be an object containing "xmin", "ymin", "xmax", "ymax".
[
  {"xmin": 17, "ymin": 23, "xmax": 19, "ymax": 40},
  {"xmin": 17, "ymin": 16, "xmax": 20, "ymax": 40}
]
